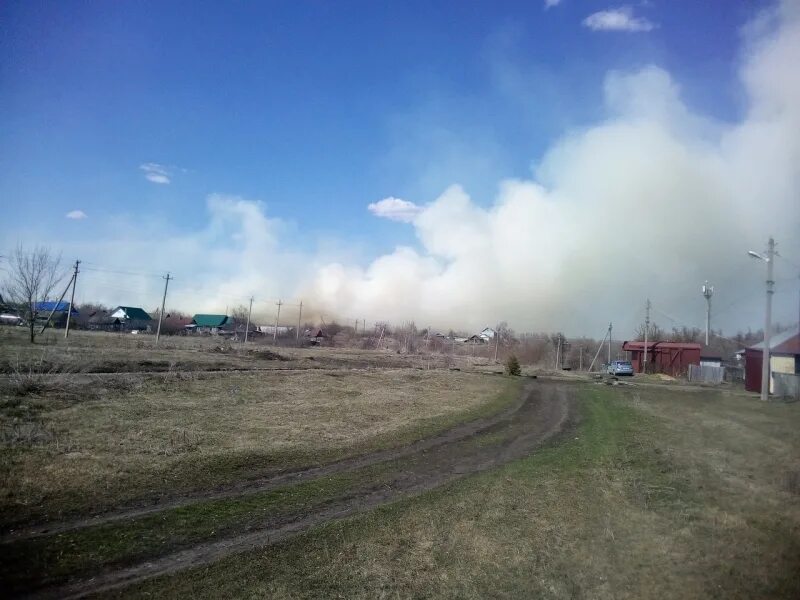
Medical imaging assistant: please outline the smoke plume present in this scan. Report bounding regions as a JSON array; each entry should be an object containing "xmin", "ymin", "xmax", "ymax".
[{"xmin": 306, "ymin": 2, "xmax": 800, "ymax": 335}]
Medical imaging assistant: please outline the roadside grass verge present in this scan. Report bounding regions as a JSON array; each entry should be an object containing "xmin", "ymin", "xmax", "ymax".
[
  {"xmin": 0, "ymin": 463, "xmax": 396, "ymax": 595},
  {"xmin": 0, "ymin": 379, "xmax": 523, "ymax": 594},
  {"xmin": 1, "ymin": 371, "xmax": 520, "ymax": 527},
  {"xmin": 118, "ymin": 386, "xmax": 800, "ymax": 600}
]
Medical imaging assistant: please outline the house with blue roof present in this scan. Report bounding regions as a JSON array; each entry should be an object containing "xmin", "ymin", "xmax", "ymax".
[{"xmin": 33, "ymin": 301, "xmax": 79, "ymax": 328}]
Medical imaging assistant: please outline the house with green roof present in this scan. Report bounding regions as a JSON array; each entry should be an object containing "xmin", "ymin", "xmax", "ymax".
[
  {"xmin": 109, "ymin": 306, "xmax": 153, "ymax": 331},
  {"xmin": 190, "ymin": 314, "xmax": 234, "ymax": 334}
]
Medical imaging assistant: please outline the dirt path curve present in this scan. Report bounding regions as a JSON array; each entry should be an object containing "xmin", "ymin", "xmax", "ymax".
[
  {"xmin": 29, "ymin": 381, "xmax": 579, "ymax": 599},
  {"xmin": 3, "ymin": 376, "xmax": 528, "ymax": 543}
]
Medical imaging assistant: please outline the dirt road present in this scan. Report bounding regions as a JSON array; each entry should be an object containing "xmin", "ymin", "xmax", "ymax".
[{"xmin": 16, "ymin": 380, "xmax": 578, "ymax": 599}]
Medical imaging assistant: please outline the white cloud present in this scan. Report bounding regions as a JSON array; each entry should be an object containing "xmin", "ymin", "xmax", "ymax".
[
  {"xmin": 544, "ymin": 0, "xmax": 563, "ymax": 9},
  {"xmin": 583, "ymin": 6, "xmax": 656, "ymax": 32},
  {"xmin": 140, "ymin": 162, "xmax": 171, "ymax": 184},
  {"xmin": 16, "ymin": 1, "xmax": 800, "ymax": 336},
  {"xmin": 65, "ymin": 210, "xmax": 87, "ymax": 220},
  {"xmin": 304, "ymin": 2, "xmax": 800, "ymax": 334},
  {"xmin": 367, "ymin": 197, "xmax": 424, "ymax": 222}
]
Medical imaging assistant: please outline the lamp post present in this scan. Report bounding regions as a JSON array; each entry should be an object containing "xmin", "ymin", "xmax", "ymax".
[{"xmin": 748, "ymin": 238, "xmax": 775, "ymax": 402}]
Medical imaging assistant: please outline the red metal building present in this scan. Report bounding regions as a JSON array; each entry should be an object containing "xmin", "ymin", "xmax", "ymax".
[
  {"xmin": 744, "ymin": 329, "xmax": 800, "ymax": 394},
  {"xmin": 621, "ymin": 341, "xmax": 702, "ymax": 377}
]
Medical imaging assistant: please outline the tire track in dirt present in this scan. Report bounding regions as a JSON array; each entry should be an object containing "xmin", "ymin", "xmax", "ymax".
[
  {"xmin": 24, "ymin": 381, "xmax": 578, "ymax": 600},
  {"xmin": 1, "ymin": 376, "xmax": 529, "ymax": 543}
]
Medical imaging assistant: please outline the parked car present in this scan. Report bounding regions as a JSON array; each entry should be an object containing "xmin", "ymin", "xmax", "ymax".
[{"xmin": 607, "ymin": 360, "xmax": 634, "ymax": 376}]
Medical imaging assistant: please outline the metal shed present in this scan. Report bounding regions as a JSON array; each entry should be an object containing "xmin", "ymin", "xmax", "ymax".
[
  {"xmin": 744, "ymin": 328, "xmax": 800, "ymax": 394},
  {"xmin": 621, "ymin": 341, "xmax": 702, "ymax": 377}
]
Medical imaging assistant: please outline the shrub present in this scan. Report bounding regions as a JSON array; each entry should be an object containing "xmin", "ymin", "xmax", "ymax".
[{"xmin": 505, "ymin": 355, "xmax": 521, "ymax": 376}]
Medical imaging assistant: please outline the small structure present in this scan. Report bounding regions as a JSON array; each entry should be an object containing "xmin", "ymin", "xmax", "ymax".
[
  {"xmin": 700, "ymin": 355, "xmax": 723, "ymax": 368},
  {"xmin": 744, "ymin": 328, "xmax": 800, "ymax": 395},
  {"xmin": 304, "ymin": 328, "xmax": 327, "ymax": 345},
  {"xmin": 161, "ymin": 314, "xmax": 193, "ymax": 335},
  {"xmin": 109, "ymin": 306, "xmax": 153, "ymax": 332},
  {"xmin": 0, "ymin": 312, "xmax": 23, "ymax": 326},
  {"xmin": 258, "ymin": 325, "xmax": 293, "ymax": 336},
  {"xmin": 88, "ymin": 310, "xmax": 120, "ymax": 331},
  {"xmin": 479, "ymin": 327, "xmax": 496, "ymax": 340},
  {"xmin": 189, "ymin": 314, "xmax": 234, "ymax": 334},
  {"xmin": 33, "ymin": 301, "xmax": 78, "ymax": 328},
  {"xmin": 621, "ymin": 341, "xmax": 702, "ymax": 377}
]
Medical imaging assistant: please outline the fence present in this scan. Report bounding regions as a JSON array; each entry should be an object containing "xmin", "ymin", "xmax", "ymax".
[
  {"xmin": 688, "ymin": 364, "xmax": 725, "ymax": 384},
  {"xmin": 773, "ymin": 373, "xmax": 800, "ymax": 401}
]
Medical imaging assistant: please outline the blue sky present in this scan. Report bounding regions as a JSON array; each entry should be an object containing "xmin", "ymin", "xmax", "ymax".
[
  {"xmin": 0, "ymin": 1, "xmax": 753, "ymax": 236},
  {"xmin": 1, "ymin": 1, "xmax": 798, "ymax": 333}
]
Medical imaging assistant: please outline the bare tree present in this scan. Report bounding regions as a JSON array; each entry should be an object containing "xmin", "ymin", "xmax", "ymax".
[
  {"xmin": 3, "ymin": 245, "xmax": 64, "ymax": 343},
  {"xmin": 230, "ymin": 304, "xmax": 250, "ymax": 324},
  {"xmin": 635, "ymin": 321, "xmax": 665, "ymax": 342}
]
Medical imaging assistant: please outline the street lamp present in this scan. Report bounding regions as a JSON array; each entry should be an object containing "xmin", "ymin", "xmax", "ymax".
[{"xmin": 748, "ymin": 238, "xmax": 775, "ymax": 402}]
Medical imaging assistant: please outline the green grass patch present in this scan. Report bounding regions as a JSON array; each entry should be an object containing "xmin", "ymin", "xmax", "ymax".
[
  {"xmin": 1, "ymin": 374, "xmax": 521, "ymax": 528},
  {"xmin": 0, "ymin": 379, "xmax": 524, "ymax": 594},
  {"xmin": 116, "ymin": 386, "xmax": 800, "ymax": 600}
]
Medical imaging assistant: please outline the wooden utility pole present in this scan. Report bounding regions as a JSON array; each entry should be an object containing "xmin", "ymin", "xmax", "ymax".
[
  {"xmin": 64, "ymin": 260, "xmax": 80, "ymax": 339},
  {"xmin": 155, "ymin": 273, "xmax": 171, "ymax": 346},
  {"xmin": 643, "ymin": 299, "xmax": 651, "ymax": 373},
  {"xmin": 607, "ymin": 322, "xmax": 612, "ymax": 364},
  {"xmin": 39, "ymin": 272, "xmax": 76, "ymax": 335},
  {"xmin": 761, "ymin": 237, "xmax": 775, "ymax": 401},
  {"xmin": 555, "ymin": 335, "xmax": 561, "ymax": 370},
  {"xmin": 494, "ymin": 327, "xmax": 500, "ymax": 362},
  {"xmin": 274, "ymin": 300, "xmax": 282, "ymax": 342},
  {"xmin": 588, "ymin": 323, "xmax": 612, "ymax": 372},
  {"xmin": 297, "ymin": 300, "xmax": 303, "ymax": 341},
  {"xmin": 244, "ymin": 296, "xmax": 253, "ymax": 343}
]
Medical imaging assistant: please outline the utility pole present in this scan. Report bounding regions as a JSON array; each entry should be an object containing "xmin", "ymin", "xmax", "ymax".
[
  {"xmin": 607, "ymin": 322, "xmax": 612, "ymax": 364},
  {"xmin": 64, "ymin": 260, "xmax": 80, "ymax": 339},
  {"xmin": 494, "ymin": 327, "xmax": 500, "ymax": 362},
  {"xmin": 579, "ymin": 346, "xmax": 583, "ymax": 371},
  {"xmin": 155, "ymin": 273, "xmax": 171, "ymax": 346},
  {"xmin": 643, "ymin": 299, "xmax": 651, "ymax": 374},
  {"xmin": 274, "ymin": 300, "xmax": 282, "ymax": 342},
  {"xmin": 554, "ymin": 335, "xmax": 561, "ymax": 370},
  {"xmin": 588, "ymin": 323, "xmax": 612, "ymax": 372},
  {"xmin": 702, "ymin": 281, "xmax": 714, "ymax": 346},
  {"xmin": 761, "ymin": 238, "xmax": 775, "ymax": 401},
  {"xmin": 39, "ymin": 274, "xmax": 75, "ymax": 335},
  {"xmin": 244, "ymin": 296, "xmax": 253, "ymax": 344},
  {"xmin": 297, "ymin": 301, "xmax": 303, "ymax": 341}
]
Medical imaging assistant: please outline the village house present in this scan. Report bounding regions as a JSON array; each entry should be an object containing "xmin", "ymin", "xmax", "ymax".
[
  {"xmin": 744, "ymin": 328, "xmax": 800, "ymax": 397},
  {"xmin": 33, "ymin": 301, "xmax": 78, "ymax": 328},
  {"xmin": 109, "ymin": 306, "xmax": 153, "ymax": 331},
  {"xmin": 188, "ymin": 314, "xmax": 234, "ymax": 334}
]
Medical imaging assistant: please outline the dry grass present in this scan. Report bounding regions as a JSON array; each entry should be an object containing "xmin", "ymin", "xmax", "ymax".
[
  {"xmin": 122, "ymin": 386, "xmax": 800, "ymax": 600},
  {"xmin": 0, "ymin": 327, "xmax": 509, "ymax": 374},
  {"xmin": 0, "ymin": 367, "xmax": 510, "ymax": 526}
]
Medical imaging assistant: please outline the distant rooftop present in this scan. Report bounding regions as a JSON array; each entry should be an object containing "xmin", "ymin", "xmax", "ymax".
[{"xmin": 748, "ymin": 327, "xmax": 800, "ymax": 354}]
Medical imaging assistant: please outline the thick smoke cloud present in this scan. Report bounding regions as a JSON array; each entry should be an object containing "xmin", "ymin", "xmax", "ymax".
[{"xmin": 307, "ymin": 2, "xmax": 800, "ymax": 335}]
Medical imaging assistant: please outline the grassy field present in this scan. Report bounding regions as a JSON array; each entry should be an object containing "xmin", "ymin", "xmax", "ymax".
[
  {"xmin": 113, "ymin": 385, "xmax": 800, "ymax": 600},
  {"xmin": 1, "ymin": 335, "xmax": 516, "ymax": 526},
  {"xmin": 2, "ymin": 328, "xmax": 799, "ymax": 598}
]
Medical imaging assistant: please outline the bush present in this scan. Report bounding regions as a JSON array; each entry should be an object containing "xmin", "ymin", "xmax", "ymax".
[{"xmin": 505, "ymin": 355, "xmax": 521, "ymax": 376}]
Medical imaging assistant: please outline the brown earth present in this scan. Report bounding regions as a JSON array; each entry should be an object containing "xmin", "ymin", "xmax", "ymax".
[{"xmin": 16, "ymin": 380, "xmax": 577, "ymax": 599}]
